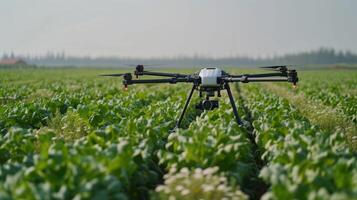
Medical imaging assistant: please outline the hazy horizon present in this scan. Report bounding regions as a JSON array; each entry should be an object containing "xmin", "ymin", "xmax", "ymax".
[{"xmin": 1, "ymin": 0, "xmax": 357, "ymax": 58}]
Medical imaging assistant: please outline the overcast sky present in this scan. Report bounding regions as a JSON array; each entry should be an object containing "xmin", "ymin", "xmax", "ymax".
[{"xmin": 1, "ymin": 0, "xmax": 356, "ymax": 58}]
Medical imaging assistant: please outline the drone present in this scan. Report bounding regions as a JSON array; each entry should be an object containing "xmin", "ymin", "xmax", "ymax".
[{"xmin": 100, "ymin": 65, "xmax": 298, "ymax": 128}]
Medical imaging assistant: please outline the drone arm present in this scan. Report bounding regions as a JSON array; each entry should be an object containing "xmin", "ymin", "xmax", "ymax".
[
  {"xmin": 135, "ymin": 71, "xmax": 188, "ymax": 78},
  {"xmin": 124, "ymin": 77, "xmax": 194, "ymax": 85},
  {"xmin": 225, "ymin": 77, "xmax": 291, "ymax": 83},
  {"xmin": 229, "ymin": 72, "xmax": 286, "ymax": 78},
  {"xmin": 226, "ymin": 70, "xmax": 298, "ymax": 85}
]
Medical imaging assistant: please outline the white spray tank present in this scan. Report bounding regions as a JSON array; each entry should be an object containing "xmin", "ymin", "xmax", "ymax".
[{"xmin": 198, "ymin": 67, "xmax": 222, "ymax": 87}]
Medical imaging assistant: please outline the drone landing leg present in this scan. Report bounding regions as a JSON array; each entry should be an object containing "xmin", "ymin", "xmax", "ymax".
[
  {"xmin": 176, "ymin": 85, "xmax": 196, "ymax": 128},
  {"xmin": 225, "ymin": 83, "xmax": 243, "ymax": 126}
]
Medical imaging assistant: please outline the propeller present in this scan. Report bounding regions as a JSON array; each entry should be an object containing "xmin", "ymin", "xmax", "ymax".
[
  {"xmin": 260, "ymin": 65, "xmax": 286, "ymax": 69},
  {"xmin": 123, "ymin": 64, "xmax": 162, "ymax": 78},
  {"xmin": 99, "ymin": 73, "xmax": 133, "ymax": 90},
  {"xmin": 123, "ymin": 64, "xmax": 165, "ymax": 67},
  {"xmin": 260, "ymin": 65, "xmax": 287, "ymax": 71}
]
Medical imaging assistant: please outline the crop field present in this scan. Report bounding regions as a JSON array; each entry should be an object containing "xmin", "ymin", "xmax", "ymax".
[{"xmin": 0, "ymin": 68, "xmax": 356, "ymax": 200}]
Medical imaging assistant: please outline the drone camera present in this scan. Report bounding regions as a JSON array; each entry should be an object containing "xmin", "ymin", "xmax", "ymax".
[{"xmin": 196, "ymin": 100, "xmax": 219, "ymax": 110}]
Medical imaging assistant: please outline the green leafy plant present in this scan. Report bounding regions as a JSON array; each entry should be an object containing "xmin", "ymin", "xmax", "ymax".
[{"xmin": 153, "ymin": 167, "xmax": 247, "ymax": 200}]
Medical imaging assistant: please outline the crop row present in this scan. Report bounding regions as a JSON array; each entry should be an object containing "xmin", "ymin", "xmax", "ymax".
[
  {"xmin": 240, "ymin": 84, "xmax": 357, "ymax": 199},
  {"xmin": 2, "ymin": 68, "xmax": 356, "ymax": 199},
  {"xmin": 156, "ymin": 97, "xmax": 257, "ymax": 199},
  {"xmin": 0, "ymin": 82, "xmax": 195, "ymax": 199},
  {"xmin": 298, "ymin": 82, "xmax": 357, "ymax": 123},
  {"xmin": 0, "ymin": 76, "xmax": 262, "ymax": 199},
  {"xmin": 293, "ymin": 71, "xmax": 357, "ymax": 124}
]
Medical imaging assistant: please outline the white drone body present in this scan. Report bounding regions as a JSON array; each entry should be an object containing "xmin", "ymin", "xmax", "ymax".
[{"xmin": 198, "ymin": 67, "xmax": 222, "ymax": 87}]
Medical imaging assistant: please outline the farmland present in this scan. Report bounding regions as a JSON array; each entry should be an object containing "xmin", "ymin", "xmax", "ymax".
[{"xmin": 0, "ymin": 68, "xmax": 356, "ymax": 200}]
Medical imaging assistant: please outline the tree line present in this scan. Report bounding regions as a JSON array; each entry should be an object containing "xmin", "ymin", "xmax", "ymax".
[{"xmin": 2, "ymin": 47, "xmax": 357, "ymax": 67}]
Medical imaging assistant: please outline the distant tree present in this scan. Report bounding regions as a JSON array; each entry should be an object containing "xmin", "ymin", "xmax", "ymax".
[{"xmin": 9, "ymin": 47, "xmax": 357, "ymax": 67}]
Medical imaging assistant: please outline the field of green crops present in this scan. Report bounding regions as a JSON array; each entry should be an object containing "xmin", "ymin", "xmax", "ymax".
[{"xmin": 0, "ymin": 68, "xmax": 356, "ymax": 200}]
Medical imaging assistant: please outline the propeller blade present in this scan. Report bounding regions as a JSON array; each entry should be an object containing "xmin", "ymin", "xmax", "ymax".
[
  {"xmin": 123, "ymin": 64, "xmax": 165, "ymax": 67},
  {"xmin": 143, "ymin": 64, "xmax": 165, "ymax": 67},
  {"xmin": 260, "ymin": 65, "xmax": 288, "ymax": 72},
  {"xmin": 260, "ymin": 65, "xmax": 286, "ymax": 69},
  {"xmin": 99, "ymin": 73, "xmax": 125, "ymax": 77}
]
